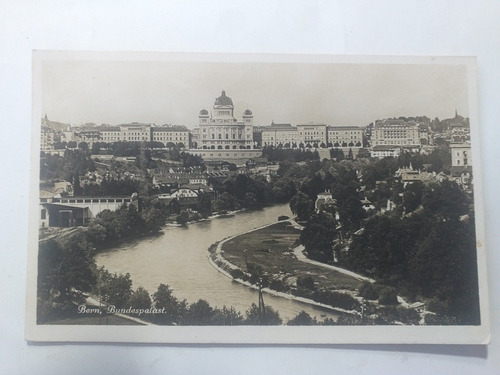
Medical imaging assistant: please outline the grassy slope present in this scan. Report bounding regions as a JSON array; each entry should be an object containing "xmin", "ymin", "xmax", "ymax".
[{"xmin": 221, "ymin": 221, "xmax": 362, "ymax": 292}]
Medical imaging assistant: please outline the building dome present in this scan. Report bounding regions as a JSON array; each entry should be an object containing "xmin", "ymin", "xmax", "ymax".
[
  {"xmin": 243, "ymin": 109, "xmax": 253, "ymax": 116},
  {"xmin": 214, "ymin": 90, "xmax": 233, "ymax": 106},
  {"xmin": 199, "ymin": 109, "xmax": 208, "ymax": 115}
]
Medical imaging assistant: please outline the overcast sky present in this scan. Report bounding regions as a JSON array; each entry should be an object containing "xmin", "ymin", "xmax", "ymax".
[{"xmin": 41, "ymin": 58, "xmax": 470, "ymax": 128}]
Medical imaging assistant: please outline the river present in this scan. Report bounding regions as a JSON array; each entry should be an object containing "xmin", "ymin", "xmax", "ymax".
[{"xmin": 94, "ymin": 204, "xmax": 340, "ymax": 322}]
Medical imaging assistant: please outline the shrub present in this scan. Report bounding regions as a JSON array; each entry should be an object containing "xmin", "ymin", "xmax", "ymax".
[
  {"xmin": 297, "ymin": 275, "xmax": 316, "ymax": 291},
  {"xmin": 358, "ymin": 281, "xmax": 379, "ymax": 300},
  {"xmin": 230, "ymin": 269, "xmax": 245, "ymax": 280},
  {"xmin": 379, "ymin": 287, "xmax": 398, "ymax": 306}
]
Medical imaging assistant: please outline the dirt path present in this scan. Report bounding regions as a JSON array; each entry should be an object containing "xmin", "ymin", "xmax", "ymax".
[{"xmin": 292, "ymin": 245, "xmax": 375, "ymax": 283}]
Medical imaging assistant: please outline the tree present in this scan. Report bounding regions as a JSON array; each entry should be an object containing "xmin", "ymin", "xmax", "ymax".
[
  {"xmin": 129, "ymin": 287, "xmax": 152, "ymax": 309},
  {"xmin": 379, "ymin": 287, "xmax": 398, "ymax": 305},
  {"xmin": 300, "ymin": 173, "xmax": 324, "ymax": 200},
  {"xmin": 78, "ymin": 141, "xmax": 89, "ymax": 152},
  {"xmin": 142, "ymin": 207, "xmax": 166, "ymax": 232},
  {"xmin": 214, "ymin": 192, "xmax": 237, "ymax": 212},
  {"xmin": 297, "ymin": 275, "xmax": 316, "ymax": 290},
  {"xmin": 289, "ymin": 192, "xmax": 315, "ymax": 222},
  {"xmin": 176, "ymin": 210, "xmax": 189, "ymax": 225},
  {"xmin": 287, "ymin": 311, "xmax": 317, "ymax": 325},
  {"xmin": 300, "ymin": 211, "xmax": 337, "ymax": 263},
  {"xmin": 244, "ymin": 303, "xmax": 282, "ymax": 325},
  {"xmin": 184, "ymin": 299, "xmax": 215, "ymax": 325},
  {"xmin": 197, "ymin": 193, "xmax": 213, "ymax": 218},
  {"xmin": 243, "ymin": 191, "xmax": 258, "ymax": 205},
  {"xmin": 358, "ymin": 281, "xmax": 379, "ymax": 300},
  {"xmin": 37, "ymin": 238, "xmax": 96, "ymax": 322},
  {"xmin": 211, "ymin": 306, "xmax": 245, "ymax": 325},
  {"xmin": 408, "ymin": 217, "xmax": 479, "ymax": 324},
  {"xmin": 402, "ymin": 181, "xmax": 424, "ymax": 213},
  {"xmin": 152, "ymin": 284, "xmax": 187, "ymax": 324},
  {"xmin": 422, "ymin": 180, "xmax": 470, "ymax": 220},
  {"xmin": 96, "ymin": 268, "xmax": 133, "ymax": 308}
]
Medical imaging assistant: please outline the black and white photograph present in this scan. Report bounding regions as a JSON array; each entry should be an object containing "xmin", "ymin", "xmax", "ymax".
[{"xmin": 26, "ymin": 52, "xmax": 489, "ymax": 344}]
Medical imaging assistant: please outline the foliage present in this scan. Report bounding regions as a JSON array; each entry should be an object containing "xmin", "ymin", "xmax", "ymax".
[
  {"xmin": 378, "ymin": 287, "xmax": 398, "ymax": 305},
  {"xmin": 244, "ymin": 303, "xmax": 283, "ymax": 325},
  {"xmin": 296, "ymin": 276, "xmax": 316, "ymax": 291},
  {"xmin": 197, "ymin": 192, "xmax": 213, "ymax": 218},
  {"xmin": 40, "ymin": 149, "xmax": 95, "ymax": 181},
  {"xmin": 262, "ymin": 147, "xmax": 320, "ymax": 162},
  {"xmin": 151, "ymin": 284, "xmax": 187, "ymax": 324},
  {"xmin": 37, "ymin": 238, "xmax": 97, "ymax": 323},
  {"xmin": 129, "ymin": 287, "xmax": 152, "ymax": 310},
  {"xmin": 289, "ymin": 192, "xmax": 315, "ymax": 221},
  {"xmin": 96, "ymin": 268, "xmax": 133, "ymax": 308},
  {"xmin": 183, "ymin": 299, "xmax": 216, "ymax": 325},
  {"xmin": 310, "ymin": 290, "xmax": 359, "ymax": 311},
  {"xmin": 287, "ymin": 311, "xmax": 317, "ymax": 325},
  {"xmin": 176, "ymin": 210, "xmax": 190, "ymax": 225},
  {"xmin": 358, "ymin": 281, "xmax": 379, "ymax": 300},
  {"xmin": 211, "ymin": 306, "xmax": 245, "ymax": 326},
  {"xmin": 214, "ymin": 192, "xmax": 238, "ymax": 212},
  {"xmin": 402, "ymin": 181, "xmax": 425, "ymax": 213},
  {"xmin": 300, "ymin": 211, "xmax": 337, "ymax": 263},
  {"xmin": 346, "ymin": 178, "xmax": 479, "ymax": 324}
]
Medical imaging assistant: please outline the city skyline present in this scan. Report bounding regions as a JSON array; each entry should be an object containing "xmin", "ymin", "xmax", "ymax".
[{"xmin": 41, "ymin": 59, "xmax": 470, "ymax": 128}]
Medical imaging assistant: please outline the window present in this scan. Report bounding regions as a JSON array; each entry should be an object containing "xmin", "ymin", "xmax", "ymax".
[{"xmin": 41, "ymin": 209, "xmax": 46, "ymax": 220}]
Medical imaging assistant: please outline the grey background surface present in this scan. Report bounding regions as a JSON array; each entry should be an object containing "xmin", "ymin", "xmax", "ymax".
[{"xmin": 1, "ymin": 1, "xmax": 499, "ymax": 373}]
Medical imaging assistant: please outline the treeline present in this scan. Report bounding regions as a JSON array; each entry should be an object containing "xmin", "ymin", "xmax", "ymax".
[
  {"xmin": 94, "ymin": 270, "xmax": 283, "ymax": 326},
  {"xmin": 262, "ymin": 147, "xmax": 320, "ymax": 162},
  {"xmin": 282, "ymin": 155, "xmax": 479, "ymax": 324},
  {"xmin": 346, "ymin": 180, "xmax": 479, "ymax": 324},
  {"xmin": 41, "ymin": 149, "xmax": 96, "ymax": 181},
  {"xmin": 81, "ymin": 176, "xmax": 142, "ymax": 197},
  {"xmin": 86, "ymin": 202, "xmax": 168, "ymax": 248},
  {"xmin": 83, "ymin": 268, "xmax": 417, "ymax": 326}
]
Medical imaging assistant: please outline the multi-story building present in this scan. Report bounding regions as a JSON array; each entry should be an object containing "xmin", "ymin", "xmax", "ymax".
[
  {"xmin": 197, "ymin": 91, "xmax": 254, "ymax": 150},
  {"xmin": 41, "ymin": 126, "xmax": 55, "ymax": 151},
  {"xmin": 261, "ymin": 123, "xmax": 299, "ymax": 147},
  {"xmin": 327, "ymin": 125, "xmax": 363, "ymax": 147},
  {"xmin": 296, "ymin": 123, "xmax": 327, "ymax": 147},
  {"xmin": 370, "ymin": 145, "xmax": 401, "ymax": 158},
  {"xmin": 152, "ymin": 125, "xmax": 190, "ymax": 147},
  {"xmin": 450, "ymin": 142, "xmax": 472, "ymax": 168},
  {"xmin": 450, "ymin": 142, "xmax": 473, "ymax": 187},
  {"xmin": 191, "ymin": 91, "xmax": 261, "ymax": 160},
  {"xmin": 118, "ymin": 123, "xmax": 152, "ymax": 142},
  {"xmin": 371, "ymin": 119, "xmax": 421, "ymax": 147},
  {"xmin": 100, "ymin": 126, "xmax": 121, "ymax": 143},
  {"xmin": 75, "ymin": 128, "xmax": 102, "ymax": 145}
]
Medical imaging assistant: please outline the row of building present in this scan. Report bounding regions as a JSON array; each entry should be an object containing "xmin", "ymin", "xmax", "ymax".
[{"xmin": 41, "ymin": 90, "xmax": 468, "ymax": 160}]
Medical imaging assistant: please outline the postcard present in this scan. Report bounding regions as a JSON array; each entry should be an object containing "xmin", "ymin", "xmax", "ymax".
[{"xmin": 26, "ymin": 52, "xmax": 490, "ymax": 344}]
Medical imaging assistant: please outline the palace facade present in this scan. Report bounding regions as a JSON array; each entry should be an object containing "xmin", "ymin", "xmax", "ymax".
[{"xmin": 191, "ymin": 90, "xmax": 261, "ymax": 160}]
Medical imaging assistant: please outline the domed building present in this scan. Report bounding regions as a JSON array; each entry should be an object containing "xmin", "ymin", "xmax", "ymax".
[{"xmin": 197, "ymin": 90, "xmax": 255, "ymax": 153}]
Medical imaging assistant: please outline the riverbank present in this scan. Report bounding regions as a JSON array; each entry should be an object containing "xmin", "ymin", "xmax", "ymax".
[{"xmin": 207, "ymin": 220, "xmax": 364, "ymax": 318}]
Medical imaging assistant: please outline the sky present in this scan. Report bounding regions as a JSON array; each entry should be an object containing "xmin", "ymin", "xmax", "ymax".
[{"xmin": 40, "ymin": 57, "xmax": 470, "ymax": 129}]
